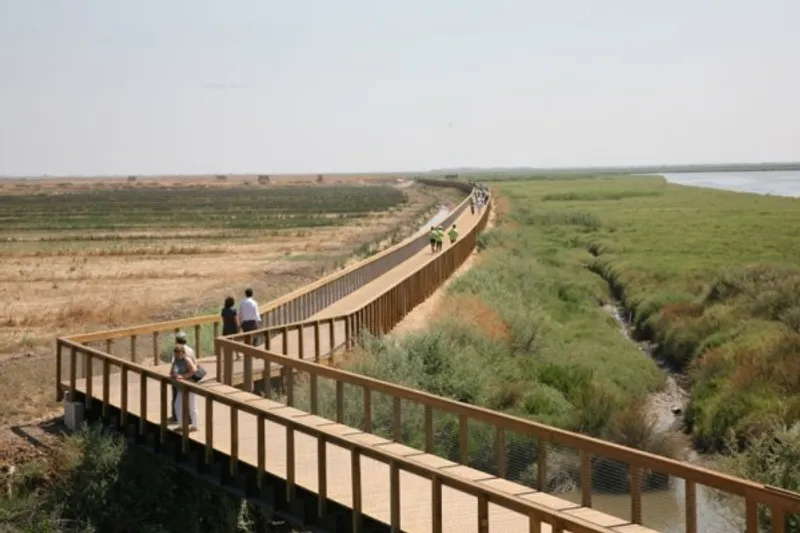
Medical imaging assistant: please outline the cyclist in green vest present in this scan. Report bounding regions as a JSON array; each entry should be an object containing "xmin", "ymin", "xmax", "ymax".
[
  {"xmin": 448, "ymin": 224, "xmax": 458, "ymax": 244},
  {"xmin": 434, "ymin": 225, "xmax": 444, "ymax": 252}
]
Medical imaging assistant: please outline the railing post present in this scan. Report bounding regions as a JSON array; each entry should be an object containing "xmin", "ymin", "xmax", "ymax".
[
  {"xmin": 243, "ymin": 350, "xmax": 253, "ymax": 392},
  {"xmin": 495, "ymin": 427, "xmax": 507, "ymax": 478},
  {"xmin": 390, "ymin": 460, "xmax": 401, "ymax": 532},
  {"xmin": 363, "ymin": 387, "xmax": 372, "ymax": 432},
  {"xmin": 336, "ymin": 381, "xmax": 344, "ymax": 423},
  {"xmin": 223, "ymin": 343, "xmax": 234, "ymax": 386},
  {"xmin": 328, "ymin": 318, "xmax": 336, "ymax": 358},
  {"xmin": 537, "ymin": 441, "xmax": 548, "ymax": 491},
  {"xmin": 55, "ymin": 340, "xmax": 63, "ymax": 402},
  {"xmin": 152, "ymin": 331, "xmax": 160, "ymax": 365},
  {"xmin": 580, "ymin": 451, "xmax": 592, "ymax": 508},
  {"xmin": 139, "ymin": 373, "xmax": 147, "ymax": 435},
  {"xmin": 431, "ymin": 474, "xmax": 443, "ymax": 533},
  {"xmin": 257, "ymin": 413, "xmax": 265, "ymax": 489},
  {"xmin": 194, "ymin": 325, "xmax": 201, "ymax": 358},
  {"xmin": 215, "ymin": 338, "xmax": 222, "ymax": 384},
  {"xmin": 69, "ymin": 346, "xmax": 77, "ymax": 397},
  {"xmin": 313, "ymin": 321, "xmax": 321, "ymax": 362},
  {"xmin": 317, "ymin": 434, "xmax": 328, "ymax": 518},
  {"xmin": 84, "ymin": 352, "xmax": 93, "ymax": 408},
  {"xmin": 230, "ymin": 407, "xmax": 239, "ymax": 476},
  {"xmin": 345, "ymin": 314, "xmax": 352, "ymax": 349},
  {"xmin": 298, "ymin": 324, "xmax": 305, "ymax": 360},
  {"xmin": 351, "ymin": 448, "xmax": 362, "ymax": 533},
  {"xmin": 286, "ymin": 423, "xmax": 296, "ymax": 502},
  {"xmin": 631, "ymin": 466, "xmax": 642, "ymax": 524}
]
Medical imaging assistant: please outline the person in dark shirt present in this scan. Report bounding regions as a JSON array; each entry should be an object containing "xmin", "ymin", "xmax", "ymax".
[
  {"xmin": 221, "ymin": 296, "xmax": 239, "ymax": 335},
  {"xmin": 221, "ymin": 296, "xmax": 241, "ymax": 360}
]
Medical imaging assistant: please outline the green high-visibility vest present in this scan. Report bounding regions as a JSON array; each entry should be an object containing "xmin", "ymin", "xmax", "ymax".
[{"xmin": 448, "ymin": 228, "xmax": 458, "ymax": 241}]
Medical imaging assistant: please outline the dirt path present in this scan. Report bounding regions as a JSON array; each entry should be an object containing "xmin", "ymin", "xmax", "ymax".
[{"xmin": 390, "ymin": 204, "xmax": 496, "ymax": 337}]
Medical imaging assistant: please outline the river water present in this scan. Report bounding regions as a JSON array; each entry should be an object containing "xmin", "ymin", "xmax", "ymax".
[{"xmin": 661, "ymin": 169, "xmax": 800, "ymax": 197}]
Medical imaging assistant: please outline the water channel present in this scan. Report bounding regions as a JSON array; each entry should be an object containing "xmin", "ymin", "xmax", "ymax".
[{"xmin": 562, "ymin": 169, "xmax": 800, "ymax": 531}]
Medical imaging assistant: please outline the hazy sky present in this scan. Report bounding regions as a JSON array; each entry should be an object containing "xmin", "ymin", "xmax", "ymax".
[{"xmin": 1, "ymin": 1, "xmax": 798, "ymax": 176}]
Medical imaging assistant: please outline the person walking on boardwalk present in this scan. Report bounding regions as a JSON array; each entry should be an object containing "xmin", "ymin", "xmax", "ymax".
[
  {"xmin": 170, "ymin": 344, "xmax": 199, "ymax": 432},
  {"xmin": 168, "ymin": 332, "xmax": 195, "ymax": 423},
  {"xmin": 448, "ymin": 224, "xmax": 459, "ymax": 244},
  {"xmin": 434, "ymin": 225, "xmax": 444, "ymax": 252},
  {"xmin": 221, "ymin": 296, "xmax": 241, "ymax": 360},
  {"xmin": 239, "ymin": 288, "xmax": 261, "ymax": 345},
  {"xmin": 428, "ymin": 226, "xmax": 437, "ymax": 253},
  {"xmin": 469, "ymin": 195, "xmax": 475, "ymax": 215}
]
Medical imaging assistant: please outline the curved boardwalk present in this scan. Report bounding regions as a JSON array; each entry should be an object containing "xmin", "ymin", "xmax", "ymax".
[{"xmin": 58, "ymin": 184, "xmax": 800, "ymax": 533}]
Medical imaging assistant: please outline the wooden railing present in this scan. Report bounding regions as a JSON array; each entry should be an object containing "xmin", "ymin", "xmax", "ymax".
[
  {"xmin": 58, "ymin": 179, "xmax": 474, "ymax": 395},
  {"xmin": 212, "ymin": 334, "xmax": 800, "ymax": 533},
  {"xmin": 56, "ymin": 337, "xmax": 611, "ymax": 533}
]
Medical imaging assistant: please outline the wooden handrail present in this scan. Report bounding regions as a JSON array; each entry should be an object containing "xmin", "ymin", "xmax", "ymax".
[
  {"xmin": 215, "ymin": 336, "xmax": 800, "ymax": 515},
  {"xmin": 56, "ymin": 337, "xmax": 613, "ymax": 533}
]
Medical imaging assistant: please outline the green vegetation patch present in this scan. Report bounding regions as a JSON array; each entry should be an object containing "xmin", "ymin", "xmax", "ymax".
[
  {"xmin": 0, "ymin": 185, "xmax": 408, "ymax": 231},
  {"xmin": 0, "ymin": 425, "xmax": 274, "ymax": 533},
  {"xmin": 492, "ymin": 175, "xmax": 800, "ymax": 457}
]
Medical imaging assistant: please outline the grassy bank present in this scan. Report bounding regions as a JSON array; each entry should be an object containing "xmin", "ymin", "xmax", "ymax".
[
  {"xmin": 492, "ymin": 176, "xmax": 800, "ymax": 453},
  {"xmin": 0, "ymin": 425, "xmax": 279, "ymax": 533},
  {"xmin": 296, "ymin": 182, "xmax": 678, "ymax": 493}
]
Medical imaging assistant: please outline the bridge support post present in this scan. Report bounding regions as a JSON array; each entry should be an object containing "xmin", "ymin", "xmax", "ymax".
[{"xmin": 63, "ymin": 392, "xmax": 85, "ymax": 432}]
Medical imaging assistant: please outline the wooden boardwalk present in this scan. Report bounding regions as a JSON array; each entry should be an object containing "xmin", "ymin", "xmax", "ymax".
[
  {"xmin": 56, "ymin": 181, "xmax": 800, "ymax": 532},
  {"xmin": 66, "ymin": 371, "xmax": 652, "ymax": 533},
  {"xmin": 59, "ymin": 198, "xmax": 651, "ymax": 532}
]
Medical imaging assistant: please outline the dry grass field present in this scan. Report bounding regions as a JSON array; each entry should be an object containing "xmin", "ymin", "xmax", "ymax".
[{"xmin": 0, "ymin": 174, "xmax": 458, "ymax": 427}]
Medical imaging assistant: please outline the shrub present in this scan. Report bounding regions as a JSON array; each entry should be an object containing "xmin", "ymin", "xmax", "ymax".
[{"xmin": 0, "ymin": 425, "xmax": 271, "ymax": 533}]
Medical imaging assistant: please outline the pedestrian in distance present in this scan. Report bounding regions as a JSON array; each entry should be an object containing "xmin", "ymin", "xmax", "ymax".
[
  {"xmin": 435, "ymin": 225, "xmax": 444, "ymax": 252},
  {"xmin": 429, "ymin": 226, "xmax": 437, "ymax": 253},
  {"xmin": 448, "ymin": 224, "xmax": 459, "ymax": 244}
]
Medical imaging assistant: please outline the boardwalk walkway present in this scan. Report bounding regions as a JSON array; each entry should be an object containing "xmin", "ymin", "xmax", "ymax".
[
  {"xmin": 59, "ymin": 183, "xmax": 797, "ymax": 533},
  {"xmin": 61, "ymin": 197, "xmax": 639, "ymax": 532}
]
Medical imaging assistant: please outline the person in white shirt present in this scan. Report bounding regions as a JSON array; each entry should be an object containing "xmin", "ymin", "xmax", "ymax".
[{"xmin": 238, "ymin": 288, "xmax": 261, "ymax": 345}]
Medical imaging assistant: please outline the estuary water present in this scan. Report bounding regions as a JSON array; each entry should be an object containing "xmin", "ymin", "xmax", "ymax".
[{"xmin": 661, "ymin": 169, "xmax": 800, "ymax": 197}]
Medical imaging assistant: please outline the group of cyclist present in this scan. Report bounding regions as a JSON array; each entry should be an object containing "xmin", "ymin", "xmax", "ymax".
[{"xmin": 429, "ymin": 184, "xmax": 488, "ymax": 253}]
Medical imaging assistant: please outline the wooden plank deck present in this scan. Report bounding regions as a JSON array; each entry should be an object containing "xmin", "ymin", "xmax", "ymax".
[
  {"xmin": 61, "ymin": 198, "xmax": 661, "ymax": 532},
  {"xmin": 64, "ymin": 372, "xmax": 655, "ymax": 533}
]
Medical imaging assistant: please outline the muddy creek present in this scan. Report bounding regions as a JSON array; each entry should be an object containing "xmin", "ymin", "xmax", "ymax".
[{"xmin": 590, "ymin": 303, "xmax": 744, "ymax": 532}]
